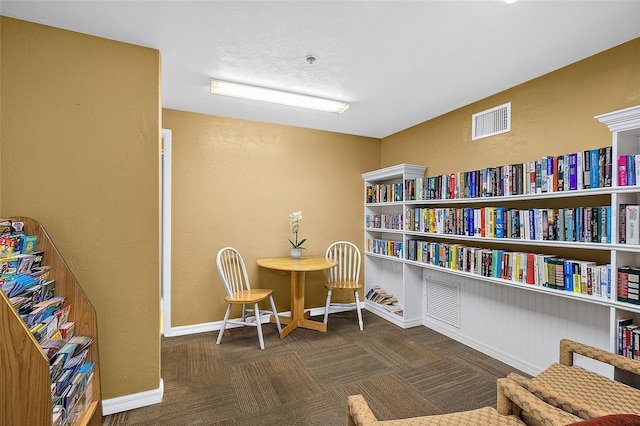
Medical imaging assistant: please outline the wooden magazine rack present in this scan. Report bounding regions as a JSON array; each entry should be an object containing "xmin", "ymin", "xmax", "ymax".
[{"xmin": 0, "ymin": 216, "xmax": 101, "ymax": 425}]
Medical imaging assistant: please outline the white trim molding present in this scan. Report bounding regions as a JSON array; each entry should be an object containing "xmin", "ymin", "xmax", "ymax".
[
  {"xmin": 163, "ymin": 305, "xmax": 361, "ymax": 337},
  {"xmin": 102, "ymin": 379, "xmax": 164, "ymax": 415}
]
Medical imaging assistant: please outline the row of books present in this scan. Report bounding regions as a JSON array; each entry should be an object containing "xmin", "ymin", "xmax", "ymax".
[
  {"xmin": 367, "ymin": 235, "xmax": 639, "ymax": 303},
  {"xmin": 617, "ymin": 154, "xmax": 640, "ymax": 187},
  {"xmin": 365, "ymin": 285, "xmax": 403, "ymax": 316},
  {"xmin": 365, "ymin": 182, "xmax": 403, "ymax": 203},
  {"xmin": 405, "ymin": 238, "xmax": 612, "ymax": 298},
  {"xmin": 366, "ymin": 238, "xmax": 403, "ymax": 259},
  {"xmin": 0, "ymin": 220, "xmax": 94, "ymax": 426},
  {"xmin": 366, "ymin": 146, "xmax": 625, "ymax": 204},
  {"xmin": 617, "ymin": 318, "xmax": 640, "ymax": 359},
  {"xmin": 619, "ymin": 204, "xmax": 640, "ymax": 244},
  {"xmin": 403, "ymin": 147, "xmax": 614, "ymax": 201},
  {"xmin": 617, "ymin": 267, "xmax": 640, "ymax": 305},
  {"xmin": 405, "ymin": 206, "xmax": 615, "ymax": 244},
  {"xmin": 364, "ymin": 213, "xmax": 402, "ymax": 230}
]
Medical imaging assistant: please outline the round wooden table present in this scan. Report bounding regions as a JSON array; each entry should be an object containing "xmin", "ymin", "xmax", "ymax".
[{"xmin": 256, "ymin": 256, "xmax": 337, "ymax": 338}]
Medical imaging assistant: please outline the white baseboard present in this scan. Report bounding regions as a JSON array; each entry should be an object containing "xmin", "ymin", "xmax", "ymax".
[
  {"xmin": 163, "ymin": 305, "xmax": 361, "ymax": 337},
  {"xmin": 102, "ymin": 378, "xmax": 164, "ymax": 416},
  {"xmin": 164, "ymin": 312, "xmax": 288, "ymax": 337},
  {"xmin": 422, "ymin": 316, "xmax": 542, "ymax": 377}
]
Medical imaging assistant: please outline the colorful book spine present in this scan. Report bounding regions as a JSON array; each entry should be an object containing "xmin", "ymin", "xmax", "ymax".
[
  {"xmin": 627, "ymin": 155, "xmax": 636, "ymax": 186},
  {"xmin": 564, "ymin": 260, "xmax": 573, "ymax": 292},
  {"xmin": 619, "ymin": 155, "xmax": 628, "ymax": 186},
  {"xmin": 604, "ymin": 146, "xmax": 612, "ymax": 187},
  {"xmin": 568, "ymin": 153, "xmax": 578, "ymax": 190},
  {"xmin": 626, "ymin": 205, "xmax": 640, "ymax": 245},
  {"xmin": 583, "ymin": 150, "xmax": 591, "ymax": 189},
  {"xmin": 495, "ymin": 208, "xmax": 504, "ymax": 238},
  {"xmin": 590, "ymin": 149, "xmax": 600, "ymax": 188}
]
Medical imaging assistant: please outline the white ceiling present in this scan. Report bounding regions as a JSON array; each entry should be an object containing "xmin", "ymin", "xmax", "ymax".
[{"xmin": 2, "ymin": 1, "xmax": 640, "ymax": 138}]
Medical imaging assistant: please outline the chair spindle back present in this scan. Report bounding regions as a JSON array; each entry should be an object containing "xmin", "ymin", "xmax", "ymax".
[
  {"xmin": 326, "ymin": 241, "xmax": 361, "ymax": 283},
  {"xmin": 216, "ymin": 247, "xmax": 251, "ymax": 296}
]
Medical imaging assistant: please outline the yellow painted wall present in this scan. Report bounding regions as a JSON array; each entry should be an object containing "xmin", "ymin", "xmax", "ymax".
[
  {"xmin": 0, "ymin": 17, "xmax": 2, "ymax": 211},
  {"xmin": 0, "ymin": 18, "xmax": 161, "ymax": 399},
  {"xmin": 383, "ymin": 38, "xmax": 640, "ymax": 174},
  {"xmin": 162, "ymin": 109, "xmax": 381, "ymax": 326}
]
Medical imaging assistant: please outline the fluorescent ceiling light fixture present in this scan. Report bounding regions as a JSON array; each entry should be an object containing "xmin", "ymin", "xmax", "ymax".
[
  {"xmin": 210, "ymin": 79, "xmax": 349, "ymax": 114},
  {"xmin": 503, "ymin": 0, "xmax": 519, "ymax": 3}
]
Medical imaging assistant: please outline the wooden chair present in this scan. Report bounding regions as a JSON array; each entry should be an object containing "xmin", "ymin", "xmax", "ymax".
[
  {"xmin": 346, "ymin": 377, "xmax": 583, "ymax": 425},
  {"xmin": 215, "ymin": 247, "xmax": 281, "ymax": 350},
  {"xmin": 323, "ymin": 241, "xmax": 363, "ymax": 330},
  {"xmin": 508, "ymin": 338, "xmax": 640, "ymax": 421}
]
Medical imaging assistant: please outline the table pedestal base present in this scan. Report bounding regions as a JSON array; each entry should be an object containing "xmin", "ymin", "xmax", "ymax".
[
  {"xmin": 276, "ymin": 313, "xmax": 327, "ymax": 338},
  {"xmin": 277, "ymin": 270, "xmax": 327, "ymax": 338}
]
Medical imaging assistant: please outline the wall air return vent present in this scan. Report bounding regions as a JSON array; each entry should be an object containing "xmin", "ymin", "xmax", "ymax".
[
  {"xmin": 424, "ymin": 276, "xmax": 460, "ymax": 328},
  {"xmin": 472, "ymin": 102, "xmax": 511, "ymax": 140}
]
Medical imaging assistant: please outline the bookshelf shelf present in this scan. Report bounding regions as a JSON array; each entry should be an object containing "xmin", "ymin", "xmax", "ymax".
[
  {"xmin": 362, "ymin": 106, "xmax": 640, "ymax": 373},
  {"xmin": 364, "ymin": 228, "xmax": 404, "ymax": 234},
  {"xmin": 363, "ymin": 300, "xmax": 405, "ymax": 326},
  {"xmin": 402, "ymin": 231, "xmax": 615, "ymax": 251},
  {"xmin": 406, "ymin": 257, "xmax": 631, "ymax": 309},
  {"xmin": 0, "ymin": 217, "xmax": 101, "ymax": 426},
  {"xmin": 402, "ymin": 186, "xmax": 615, "ymax": 204}
]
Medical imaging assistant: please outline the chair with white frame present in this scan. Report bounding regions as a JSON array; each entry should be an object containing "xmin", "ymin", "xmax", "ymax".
[
  {"xmin": 216, "ymin": 247, "xmax": 281, "ymax": 349},
  {"xmin": 323, "ymin": 241, "xmax": 363, "ymax": 330}
]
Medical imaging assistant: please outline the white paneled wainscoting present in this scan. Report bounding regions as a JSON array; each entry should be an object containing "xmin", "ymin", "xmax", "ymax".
[{"xmin": 421, "ymin": 267, "xmax": 612, "ymax": 378}]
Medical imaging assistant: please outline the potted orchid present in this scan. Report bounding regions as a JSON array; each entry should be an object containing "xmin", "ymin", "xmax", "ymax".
[{"xmin": 288, "ymin": 211, "xmax": 306, "ymax": 260}]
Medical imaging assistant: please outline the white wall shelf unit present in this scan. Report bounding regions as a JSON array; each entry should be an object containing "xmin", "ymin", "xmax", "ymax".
[
  {"xmin": 597, "ymin": 105, "xmax": 640, "ymax": 387},
  {"xmin": 363, "ymin": 163, "xmax": 427, "ymax": 328},
  {"xmin": 362, "ymin": 105, "xmax": 640, "ymax": 380}
]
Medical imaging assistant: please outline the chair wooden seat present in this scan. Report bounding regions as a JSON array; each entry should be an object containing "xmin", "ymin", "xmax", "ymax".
[
  {"xmin": 324, "ymin": 280, "xmax": 363, "ymax": 290},
  {"xmin": 216, "ymin": 247, "xmax": 281, "ymax": 350},
  {"xmin": 323, "ymin": 241, "xmax": 364, "ymax": 330},
  {"xmin": 225, "ymin": 289, "xmax": 274, "ymax": 304},
  {"xmin": 508, "ymin": 338, "xmax": 640, "ymax": 420}
]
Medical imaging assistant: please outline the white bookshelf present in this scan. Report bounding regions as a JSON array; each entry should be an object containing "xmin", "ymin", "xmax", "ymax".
[
  {"xmin": 363, "ymin": 163, "xmax": 427, "ymax": 327},
  {"xmin": 362, "ymin": 105, "xmax": 640, "ymax": 378},
  {"xmin": 597, "ymin": 105, "xmax": 640, "ymax": 386}
]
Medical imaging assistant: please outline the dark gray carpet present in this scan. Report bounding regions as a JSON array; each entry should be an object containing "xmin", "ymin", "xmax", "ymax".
[{"xmin": 103, "ymin": 311, "xmax": 526, "ymax": 425}]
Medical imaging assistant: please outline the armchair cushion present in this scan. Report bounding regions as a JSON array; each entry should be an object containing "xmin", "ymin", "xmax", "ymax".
[
  {"xmin": 509, "ymin": 362, "xmax": 640, "ymax": 419},
  {"xmin": 346, "ymin": 397, "xmax": 525, "ymax": 426},
  {"xmin": 346, "ymin": 378, "xmax": 582, "ymax": 426},
  {"xmin": 568, "ymin": 414, "xmax": 640, "ymax": 425}
]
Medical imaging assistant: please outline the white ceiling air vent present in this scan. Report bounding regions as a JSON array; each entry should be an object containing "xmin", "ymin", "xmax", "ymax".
[{"xmin": 472, "ymin": 102, "xmax": 511, "ymax": 140}]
